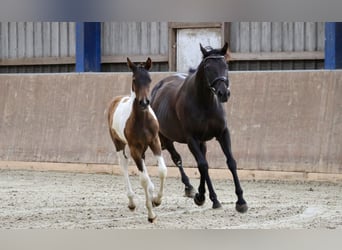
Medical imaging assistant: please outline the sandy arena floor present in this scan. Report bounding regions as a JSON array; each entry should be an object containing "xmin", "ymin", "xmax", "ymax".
[{"xmin": 0, "ymin": 169, "xmax": 341, "ymax": 229}]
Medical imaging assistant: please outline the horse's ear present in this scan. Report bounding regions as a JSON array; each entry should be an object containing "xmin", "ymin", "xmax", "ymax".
[
  {"xmin": 221, "ymin": 42, "xmax": 229, "ymax": 55},
  {"xmin": 127, "ymin": 57, "xmax": 136, "ymax": 71},
  {"xmin": 200, "ymin": 43, "xmax": 208, "ymax": 57},
  {"xmin": 145, "ymin": 57, "xmax": 152, "ymax": 71}
]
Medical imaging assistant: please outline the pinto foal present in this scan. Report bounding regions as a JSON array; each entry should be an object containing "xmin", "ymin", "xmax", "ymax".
[{"xmin": 108, "ymin": 57, "xmax": 167, "ymax": 223}]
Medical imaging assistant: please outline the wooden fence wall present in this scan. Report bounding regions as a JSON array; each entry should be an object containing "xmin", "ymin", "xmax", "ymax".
[
  {"xmin": 0, "ymin": 22, "xmax": 325, "ymax": 72},
  {"xmin": 229, "ymin": 22, "xmax": 325, "ymax": 70}
]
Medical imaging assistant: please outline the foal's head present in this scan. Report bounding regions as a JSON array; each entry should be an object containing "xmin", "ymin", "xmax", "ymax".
[
  {"xmin": 200, "ymin": 42, "xmax": 230, "ymax": 103},
  {"xmin": 127, "ymin": 57, "xmax": 152, "ymax": 110}
]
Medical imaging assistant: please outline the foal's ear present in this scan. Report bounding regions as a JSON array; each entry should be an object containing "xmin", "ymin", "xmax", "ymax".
[
  {"xmin": 145, "ymin": 57, "xmax": 152, "ymax": 71},
  {"xmin": 221, "ymin": 42, "xmax": 229, "ymax": 56},
  {"xmin": 127, "ymin": 57, "xmax": 137, "ymax": 71},
  {"xmin": 200, "ymin": 43, "xmax": 209, "ymax": 57}
]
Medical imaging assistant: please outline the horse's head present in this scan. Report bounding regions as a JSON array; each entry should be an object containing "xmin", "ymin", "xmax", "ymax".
[
  {"xmin": 200, "ymin": 42, "xmax": 230, "ymax": 103},
  {"xmin": 127, "ymin": 57, "xmax": 152, "ymax": 110}
]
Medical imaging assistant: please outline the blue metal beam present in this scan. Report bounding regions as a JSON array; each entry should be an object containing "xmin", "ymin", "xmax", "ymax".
[
  {"xmin": 76, "ymin": 22, "xmax": 101, "ymax": 72},
  {"xmin": 325, "ymin": 22, "xmax": 342, "ymax": 69}
]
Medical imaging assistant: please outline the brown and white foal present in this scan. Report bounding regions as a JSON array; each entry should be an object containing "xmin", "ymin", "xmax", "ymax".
[{"xmin": 108, "ymin": 57, "xmax": 167, "ymax": 223}]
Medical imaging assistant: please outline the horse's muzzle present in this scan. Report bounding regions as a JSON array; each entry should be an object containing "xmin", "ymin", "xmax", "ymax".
[{"xmin": 217, "ymin": 89, "xmax": 230, "ymax": 103}]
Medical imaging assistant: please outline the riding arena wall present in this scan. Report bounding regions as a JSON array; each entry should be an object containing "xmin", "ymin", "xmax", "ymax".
[{"xmin": 0, "ymin": 71, "xmax": 341, "ymax": 177}]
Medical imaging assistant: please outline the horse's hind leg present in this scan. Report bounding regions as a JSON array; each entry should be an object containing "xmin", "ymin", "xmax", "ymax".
[
  {"xmin": 199, "ymin": 142, "xmax": 222, "ymax": 209},
  {"xmin": 118, "ymin": 150, "xmax": 136, "ymax": 210},
  {"xmin": 160, "ymin": 134, "xmax": 195, "ymax": 198}
]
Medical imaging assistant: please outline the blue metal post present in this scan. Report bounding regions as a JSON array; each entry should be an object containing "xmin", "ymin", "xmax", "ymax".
[
  {"xmin": 325, "ymin": 22, "xmax": 342, "ymax": 69},
  {"xmin": 76, "ymin": 22, "xmax": 101, "ymax": 72}
]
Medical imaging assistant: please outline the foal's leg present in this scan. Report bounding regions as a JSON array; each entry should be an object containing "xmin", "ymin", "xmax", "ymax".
[
  {"xmin": 149, "ymin": 137, "xmax": 167, "ymax": 207},
  {"xmin": 160, "ymin": 134, "xmax": 195, "ymax": 197},
  {"xmin": 118, "ymin": 150, "xmax": 136, "ymax": 210},
  {"xmin": 187, "ymin": 138, "xmax": 222, "ymax": 209},
  {"xmin": 217, "ymin": 128, "xmax": 248, "ymax": 213},
  {"xmin": 131, "ymin": 148, "xmax": 156, "ymax": 223}
]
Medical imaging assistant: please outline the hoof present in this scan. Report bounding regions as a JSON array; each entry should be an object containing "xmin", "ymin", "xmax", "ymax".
[
  {"xmin": 194, "ymin": 193, "xmax": 205, "ymax": 206},
  {"xmin": 236, "ymin": 202, "xmax": 248, "ymax": 213},
  {"xmin": 185, "ymin": 186, "xmax": 196, "ymax": 198},
  {"xmin": 128, "ymin": 205, "xmax": 136, "ymax": 211},
  {"xmin": 212, "ymin": 201, "xmax": 222, "ymax": 209},
  {"xmin": 152, "ymin": 198, "xmax": 161, "ymax": 207},
  {"xmin": 148, "ymin": 216, "xmax": 157, "ymax": 223}
]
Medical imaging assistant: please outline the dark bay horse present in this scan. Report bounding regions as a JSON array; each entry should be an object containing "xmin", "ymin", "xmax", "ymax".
[
  {"xmin": 108, "ymin": 57, "xmax": 167, "ymax": 222},
  {"xmin": 150, "ymin": 43, "xmax": 247, "ymax": 212}
]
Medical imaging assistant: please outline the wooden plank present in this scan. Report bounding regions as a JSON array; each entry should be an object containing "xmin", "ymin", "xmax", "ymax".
[
  {"xmin": 9, "ymin": 22, "xmax": 17, "ymax": 58},
  {"xmin": 150, "ymin": 22, "xmax": 159, "ymax": 54},
  {"xmin": 42, "ymin": 22, "xmax": 51, "ymax": 57},
  {"xmin": 102, "ymin": 22, "xmax": 111, "ymax": 56},
  {"xmin": 230, "ymin": 22, "xmax": 240, "ymax": 52},
  {"xmin": 0, "ymin": 51, "xmax": 321, "ymax": 66},
  {"xmin": 294, "ymin": 22, "xmax": 305, "ymax": 51},
  {"xmin": 59, "ymin": 22, "xmax": 68, "ymax": 57},
  {"xmin": 271, "ymin": 22, "xmax": 282, "ymax": 52},
  {"xmin": 17, "ymin": 22, "xmax": 25, "ymax": 58},
  {"xmin": 51, "ymin": 22, "xmax": 59, "ymax": 57},
  {"xmin": 229, "ymin": 51, "xmax": 324, "ymax": 61},
  {"xmin": 240, "ymin": 22, "xmax": 250, "ymax": 52},
  {"xmin": 102, "ymin": 54, "xmax": 168, "ymax": 64},
  {"xmin": 160, "ymin": 22, "xmax": 168, "ymax": 54},
  {"xmin": 0, "ymin": 54, "xmax": 168, "ymax": 66},
  {"xmin": 68, "ymin": 22, "xmax": 76, "ymax": 56},
  {"xmin": 168, "ymin": 22, "xmax": 221, "ymax": 29},
  {"xmin": 305, "ymin": 22, "xmax": 316, "ymax": 51},
  {"xmin": 33, "ymin": 22, "xmax": 43, "ymax": 57},
  {"xmin": 251, "ymin": 22, "xmax": 261, "ymax": 52},
  {"xmin": 1, "ymin": 22, "xmax": 9, "ymax": 58},
  {"xmin": 317, "ymin": 22, "xmax": 325, "ymax": 51},
  {"xmin": 140, "ymin": 22, "xmax": 149, "ymax": 55},
  {"xmin": 261, "ymin": 22, "xmax": 271, "ymax": 52},
  {"xmin": 120, "ymin": 22, "xmax": 128, "ymax": 55},
  {"xmin": 25, "ymin": 22, "xmax": 34, "ymax": 58},
  {"xmin": 282, "ymin": 22, "xmax": 294, "ymax": 51}
]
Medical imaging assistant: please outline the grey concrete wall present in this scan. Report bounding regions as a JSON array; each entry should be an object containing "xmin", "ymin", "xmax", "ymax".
[{"xmin": 0, "ymin": 71, "xmax": 341, "ymax": 173}]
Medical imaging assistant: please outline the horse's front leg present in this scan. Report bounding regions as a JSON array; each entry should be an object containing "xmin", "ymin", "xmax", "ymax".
[
  {"xmin": 217, "ymin": 128, "xmax": 248, "ymax": 213},
  {"xmin": 187, "ymin": 138, "xmax": 221, "ymax": 209}
]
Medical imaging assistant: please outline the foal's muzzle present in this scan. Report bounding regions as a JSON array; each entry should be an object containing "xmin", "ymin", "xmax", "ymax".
[{"xmin": 139, "ymin": 98, "xmax": 150, "ymax": 110}]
